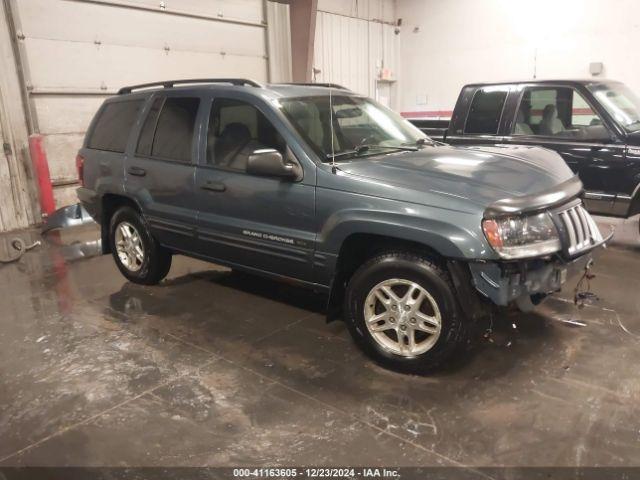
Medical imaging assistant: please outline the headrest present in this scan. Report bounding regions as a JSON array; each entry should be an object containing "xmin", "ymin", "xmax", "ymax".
[{"xmin": 220, "ymin": 122, "xmax": 251, "ymax": 142}]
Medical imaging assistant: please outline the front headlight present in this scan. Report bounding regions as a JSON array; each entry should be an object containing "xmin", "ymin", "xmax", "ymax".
[{"xmin": 482, "ymin": 212, "xmax": 561, "ymax": 260}]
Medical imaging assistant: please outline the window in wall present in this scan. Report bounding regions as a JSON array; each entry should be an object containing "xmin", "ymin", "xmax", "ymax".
[
  {"xmin": 207, "ymin": 98, "xmax": 285, "ymax": 171},
  {"xmin": 137, "ymin": 97, "xmax": 200, "ymax": 162},
  {"xmin": 512, "ymin": 87, "xmax": 606, "ymax": 140},
  {"xmin": 464, "ymin": 88, "xmax": 508, "ymax": 135},
  {"xmin": 88, "ymin": 100, "xmax": 144, "ymax": 153}
]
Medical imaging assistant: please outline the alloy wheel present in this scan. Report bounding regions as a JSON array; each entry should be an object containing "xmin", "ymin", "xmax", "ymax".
[
  {"xmin": 115, "ymin": 221, "xmax": 145, "ymax": 272},
  {"xmin": 363, "ymin": 278, "xmax": 442, "ymax": 357}
]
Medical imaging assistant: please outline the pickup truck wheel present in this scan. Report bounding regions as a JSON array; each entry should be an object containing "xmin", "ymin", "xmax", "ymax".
[
  {"xmin": 109, "ymin": 207, "xmax": 172, "ymax": 285},
  {"xmin": 344, "ymin": 251, "xmax": 466, "ymax": 373}
]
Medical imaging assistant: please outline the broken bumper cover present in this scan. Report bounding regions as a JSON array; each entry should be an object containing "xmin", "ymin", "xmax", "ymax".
[
  {"xmin": 468, "ymin": 232, "xmax": 612, "ymax": 307},
  {"xmin": 41, "ymin": 203, "xmax": 96, "ymax": 233}
]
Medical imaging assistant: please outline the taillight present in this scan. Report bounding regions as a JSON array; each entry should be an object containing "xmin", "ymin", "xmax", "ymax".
[{"xmin": 76, "ymin": 154, "xmax": 85, "ymax": 186}]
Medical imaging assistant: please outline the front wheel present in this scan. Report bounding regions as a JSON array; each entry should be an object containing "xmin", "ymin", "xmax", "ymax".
[
  {"xmin": 344, "ymin": 251, "xmax": 467, "ymax": 373},
  {"xmin": 109, "ymin": 206, "xmax": 172, "ymax": 285}
]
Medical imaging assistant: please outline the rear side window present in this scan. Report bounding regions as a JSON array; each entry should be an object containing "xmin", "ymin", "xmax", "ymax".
[
  {"xmin": 137, "ymin": 97, "xmax": 200, "ymax": 162},
  {"xmin": 88, "ymin": 100, "xmax": 143, "ymax": 152},
  {"xmin": 464, "ymin": 88, "xmax": 508, "ymax": 135}
]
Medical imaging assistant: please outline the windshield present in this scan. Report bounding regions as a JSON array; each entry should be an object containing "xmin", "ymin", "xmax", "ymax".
[
  {"xmin": 588, "ymin": 82, "xmax": 640, "ymax": 133},
  {"xmin": 279, "ymin": 95, "xmax": 427, "ymax": 160}
]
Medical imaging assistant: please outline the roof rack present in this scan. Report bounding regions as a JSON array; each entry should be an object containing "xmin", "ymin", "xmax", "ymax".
[
  {"xmin": 118, "ymin": 78, "xmax": 262, "ymax": 94},
  {"xmin": 277, "ymin": 82, "xmax": 350, "ymax": 91}
]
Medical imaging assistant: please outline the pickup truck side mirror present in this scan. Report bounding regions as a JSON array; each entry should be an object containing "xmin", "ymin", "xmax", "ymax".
[{"xmin": 246, "ymin": 149, "xmax": 297, "ymax": 179}]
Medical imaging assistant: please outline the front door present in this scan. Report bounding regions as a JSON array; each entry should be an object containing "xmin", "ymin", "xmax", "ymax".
[
  {"xmin": 502, "ymin": 85, "xmax": 626, "ymax": 215},
  {"xmin": 194, "ymin": 96, "xmax": 316, "ymax": 282},
  {"xmin": 125, "ymin": 94, "xmax": 203, "ymax": 251}
]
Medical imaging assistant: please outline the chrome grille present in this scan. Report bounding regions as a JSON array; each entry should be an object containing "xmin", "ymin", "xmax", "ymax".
[{"xmin": 557, "ymin": 204, "xmax": 603, "ymax": 256}]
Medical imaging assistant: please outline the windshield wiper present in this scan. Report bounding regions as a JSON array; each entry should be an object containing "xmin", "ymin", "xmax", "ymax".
[{"xmin": 325, "ymin": 144, "xmax": 418, "ymax": 161}]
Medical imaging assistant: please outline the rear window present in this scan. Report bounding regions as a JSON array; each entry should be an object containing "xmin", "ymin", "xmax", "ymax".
[
  {"xmin": 464, "ymin": 88, "xmax": 508, "ymax": 135},
  {"xmin": 88, "ymin": 100, "xmax": 143, "ymax": 152},
  {"xmin": 137, "ymin": 97, "xmax": 200, "ymax": 162}
]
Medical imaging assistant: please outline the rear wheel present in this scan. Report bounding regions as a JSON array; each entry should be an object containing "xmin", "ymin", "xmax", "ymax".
[
  {"xmin": 109, "ymin": 206, "xmax": 172, "ymax": 285},
  {"xmin": 344, "ymin": 251, "xmax": 466, "ymax": 373}
]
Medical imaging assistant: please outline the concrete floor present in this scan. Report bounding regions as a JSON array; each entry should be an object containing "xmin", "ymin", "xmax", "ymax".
[{"xmin": 0, "ymin": 217, "xmax": 639, "ymax": 469}]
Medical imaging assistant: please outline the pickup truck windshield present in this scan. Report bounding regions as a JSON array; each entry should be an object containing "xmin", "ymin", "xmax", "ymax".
[
  {"xmin": 588, "ymin": 82, "xmax": 640, "ymax": 133},
  {"xmin": 279, "ymin": 95, "xmax": 427, "ymax": 161}
]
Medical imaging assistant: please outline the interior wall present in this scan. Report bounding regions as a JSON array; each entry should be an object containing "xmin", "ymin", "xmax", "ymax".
[
  {"xmin": 9, "ymin": 0, "xmax": 290, "ymax": 210},
  {"xmin": 313, "ymin": 0, "xmax": 399, "ymax": 108},
  {"xmin": 397, "ymin": 0, "xmax": 640, "ymax": 119}
]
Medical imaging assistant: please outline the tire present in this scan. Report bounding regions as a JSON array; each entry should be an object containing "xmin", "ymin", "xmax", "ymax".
[
  {"xmin": 344, "ymin": 251, "xmax": 467, "ymax": 373},
  {"xmin": 109, "ymin": 206, "xmax": 172, "ymax": 285}
]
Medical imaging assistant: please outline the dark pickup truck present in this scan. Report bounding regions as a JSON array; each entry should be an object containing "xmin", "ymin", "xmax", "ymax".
[{"xmin": 410, "ymin": 80, "xmax": 640, "ymax": 226}]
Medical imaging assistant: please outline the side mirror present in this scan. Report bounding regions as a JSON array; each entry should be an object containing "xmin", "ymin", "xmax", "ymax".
[{"xmin": 246, "ymin": 149, "xmax": 297, "ymax": 179}]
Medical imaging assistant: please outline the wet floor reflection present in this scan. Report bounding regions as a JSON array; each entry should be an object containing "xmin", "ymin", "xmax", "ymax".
[{"xmin": 1, "ymin": 222, "xmax": 640, "ymax": 467}]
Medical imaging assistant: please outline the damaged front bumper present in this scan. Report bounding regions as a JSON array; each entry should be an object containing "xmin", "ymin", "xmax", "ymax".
[{"xmin": 468, "ymin": 232, "xmax": 612, "ymax": 309}]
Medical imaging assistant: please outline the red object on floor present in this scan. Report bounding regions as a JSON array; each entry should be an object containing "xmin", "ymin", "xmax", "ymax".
[{"xmin": 29, "ymin": 134, "xmax": 56, "ymax": 217}]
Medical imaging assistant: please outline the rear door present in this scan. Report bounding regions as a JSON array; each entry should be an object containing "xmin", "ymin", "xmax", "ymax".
[
  {"xmin": 501, "ymin": 85, "xmax": 626, "ymax": 215},
  {"xmin": 447, "ymin": 85, "xmax": 510, "ymax": 147},
  {"xmin": 193, "ymin": 94, "xmax": 316, "ymax": 282},
  {"xmin": 125, "ymin": 92, "xmax": 204, "ymax": 251}
]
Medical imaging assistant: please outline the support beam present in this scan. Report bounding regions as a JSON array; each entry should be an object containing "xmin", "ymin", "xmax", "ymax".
[{"xmin": 287, "ymin": 0, "xmax": 317, "ymax": 82}]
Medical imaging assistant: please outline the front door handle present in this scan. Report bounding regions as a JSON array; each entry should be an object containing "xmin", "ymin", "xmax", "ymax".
[
  {"xmin": 201, "ymin": 181, "xmax": 226, "ymax": 192},
  {"xmin": 127, "ymin": 166, "xmax": 146, "ymax": 177}
]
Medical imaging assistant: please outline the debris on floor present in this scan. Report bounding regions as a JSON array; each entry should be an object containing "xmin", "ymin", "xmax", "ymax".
[{"xmin": 0, "ymin": 237, "xmax": 41, "ymax": 265}]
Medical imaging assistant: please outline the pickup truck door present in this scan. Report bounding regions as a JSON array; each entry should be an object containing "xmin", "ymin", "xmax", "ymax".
[
  {"xmin": 500, "ymin": 85, "xmax": 627, "ymax": 216},
  {"xmin": 193, "ymin": 95, "xmax": 317, "ymax": 283},
  {"xmin": 500, "ymin": 136, "xmax": 627, "ymax": 215}
]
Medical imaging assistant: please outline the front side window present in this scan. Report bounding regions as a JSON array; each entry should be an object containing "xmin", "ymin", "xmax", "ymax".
[
  {"xmin": 279, "ymin": 95, "xmax": 425, "ymax": 160},
  {"xmin": 512, "ymin": 87, "xmax": 608, "ymax": 141},
  {"xmin": 207, "ymin": 98, "xmax": 286, "ymax": 171},
  {"xmin": 588, "ymin": 82, "xmax": 640, "ymax": 133},
  {"xmin": 88, "ymin": 100, "xmax": 144, "ymax": 153},
  {"xmin": 464, "ymin": 88, "xmax": 508, "ymax": 135},
  {"xmin": 137, "ymin": 97, "xmax": 200, "ymax": 162}
]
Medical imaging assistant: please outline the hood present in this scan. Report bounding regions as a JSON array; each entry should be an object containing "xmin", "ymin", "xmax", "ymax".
[{"xmin": 336, "ymin": 144, "xmax": 576, "ymax": 209}]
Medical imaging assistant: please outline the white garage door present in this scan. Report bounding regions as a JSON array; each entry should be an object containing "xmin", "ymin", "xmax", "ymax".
[{"xmin": 13, "ymin": 0, "xmax": 273, "ymax": 207}]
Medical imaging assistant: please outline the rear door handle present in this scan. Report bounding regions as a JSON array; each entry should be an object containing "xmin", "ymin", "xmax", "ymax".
[
  {"xmin": 201, "ymin": 181, "xmax": 226, "ymax": 192},
  {"xmin": 127, "ymin": 166, "xmax": 146, "ymax": 177}
]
